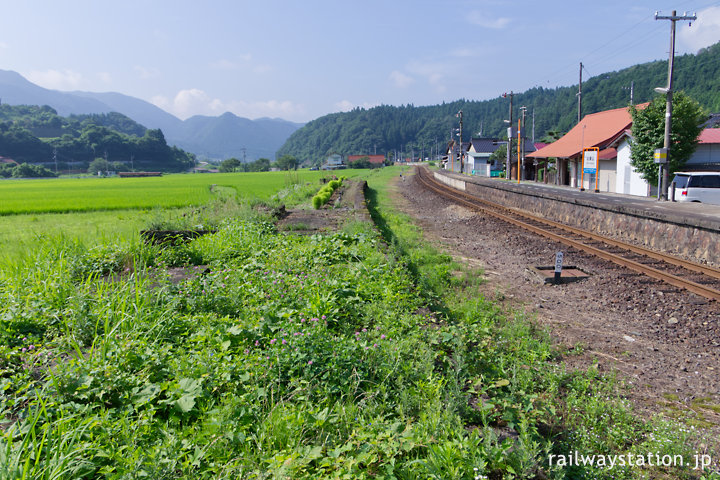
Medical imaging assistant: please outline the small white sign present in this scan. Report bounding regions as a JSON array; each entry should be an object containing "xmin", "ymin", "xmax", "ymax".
[
  {"xmin": 554, "ymin": 252, "xmax": 564, "ymax": 273},
  {"xmin": 583, "ymin": 150, "xmax": 598, "ymax": 174}
]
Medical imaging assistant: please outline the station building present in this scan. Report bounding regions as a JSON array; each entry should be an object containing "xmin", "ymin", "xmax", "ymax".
[{"xmin": 528, "ymin": 105, "xmax": 720, "ymax": 196}]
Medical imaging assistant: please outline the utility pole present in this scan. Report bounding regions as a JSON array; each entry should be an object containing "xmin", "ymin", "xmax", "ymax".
[
  {"xmin": 520, "ymin": 106, "xmax": 527, "ymax": 181},
  {"xmin": 577, "ymin": 62, "xmax": 583, "ymax": 124},
  {"xmin": 623, "ymin": 81, "xmax": 635, "ymax": 105},
  {"xmin": 532, "ymin": 109, "xmax": 535, "ymax": 144},
  {"xmin": 53, "ymin": 148, "xmax": 57, "ymax": 174},
  {"xmin": 655, "ymin": 10, "xmax": 696, "ymax": 201},
  {"xmin": 517, "ymin": 118, "xmax": 521, "ymax": 184},
  {"xmin": 502, "ymin": 91, "xmax": 514, "ymax": 179},
  {"xmin": 457, "ymin": 110, "xmax": 463, "ymax": 173}
]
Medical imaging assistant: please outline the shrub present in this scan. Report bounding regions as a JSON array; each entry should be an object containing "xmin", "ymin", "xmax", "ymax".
[{"xmin": 312, "ymin": 178, "xmax": 343, "ymax": 209}]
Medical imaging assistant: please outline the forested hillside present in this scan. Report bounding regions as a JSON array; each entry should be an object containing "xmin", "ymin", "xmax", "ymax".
[
  {"xmin": 0, "ymin": 105, "xmax": 195, "ymax": 172},
  {"xmin": 278, "ymin": 42, "xmax": 720, "ymax": 164}
]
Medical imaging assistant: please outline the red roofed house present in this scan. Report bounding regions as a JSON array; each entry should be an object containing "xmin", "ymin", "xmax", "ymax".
[
  {"xmin": 528, "ymin": 104, "xmax": 649, "ymax": 194},
  {"xmin": 684, "ymin": 128, "xmax": 720, "ymax": 171}
]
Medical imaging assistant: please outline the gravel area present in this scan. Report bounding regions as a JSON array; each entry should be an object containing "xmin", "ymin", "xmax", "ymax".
[{"xmin": 395, "ymin": 169, "xmax": 720, "ymax": 437}]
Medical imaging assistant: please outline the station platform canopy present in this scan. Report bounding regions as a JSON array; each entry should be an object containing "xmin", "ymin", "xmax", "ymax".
[{"xmin": 528, "ymin": 104, "xmax": 647, "ymax": 160}]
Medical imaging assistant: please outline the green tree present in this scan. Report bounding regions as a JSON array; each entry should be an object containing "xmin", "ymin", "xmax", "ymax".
[
  {"xmin": 10, "ymin": 163, "xmax": 57, "ymax": 178},
  {"xmin": 489, "ymin": 144, "xmax": 506, "ymax": 165},
  {"xmin": 540, "ymin": 129, "xmax": 564, "ymax": 144},
  {"xmin": 630, "ymin": 91, "xmax": 706, "ymax": 186},
  {"xmin": 247, "ymin": 158, "xmax": 271, "ymax": 172},
  {"xmin": 219, "ymin": 157, "xmax": 242, "ymax": 173},
  {"xmin": 348, "ymin": 156, "xmax": 372, "ymax": 169},
  {"xmin": 88, "ymin": 158, "xmax": 110, "ymax": 174},
  {"xmin": 274, "ymin": 154, "xmax": 298, "ymax": 171}
]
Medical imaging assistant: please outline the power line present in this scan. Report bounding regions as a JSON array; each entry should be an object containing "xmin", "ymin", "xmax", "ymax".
[{"xmin": 539, "ymin": 12, "xmax": 660, "ymax": 87}]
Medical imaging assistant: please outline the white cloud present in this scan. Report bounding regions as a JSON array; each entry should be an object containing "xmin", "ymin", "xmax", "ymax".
[
  {"xmin": 252, "ymin": 64, "xmax": 272, "ymax": 74},
  {"xmin": 0, "ymin": 41, "xmax": 8, "ymax": 50},
  {"xmin": 211, "ymin": 56, "xmax": 271, "ymax": 74},
  {"xmin": 678, "ymin": 6, "xmax": 720, "ymax": 52},
  {"xmin": 134, "ymin": 65, "xmax": 160, "ymax": 79},
  {"xmin": 406, "ymin": 61, "xmax": 446, "ymax": 90},
  {"xmin": 210, "ymin": 59, "xmax": 239, "ymax": 70},
  {"xmin": 390, "ymin": 70, "xmax": 414, "ymax": 88},
  {"xmin": 334, "ymin": 100, "xmax": 378, "ymax": 112},
  {"xmin": 450, "ymin": 46, "xmax": 493, "ymax": 58},
  {"xmin": 451, "ymin": 48, "xmax": 476, "ymax": 58},
  {"xmin": 468, "ymin": 11, "xmax": 511, "ymax": 29},
  {"xmin": 391, "ymin": 60, "xmax": 448, "ymax": 93},
  {"xmin": 335, "ymin": 100, "xmax": 355, "ymax": 112},
  {"xmin": 97, "ymin": 72, "xmax": 112, "ymax": 84},
  {"xmin": 26, "ymin": 69, "xmax": 84, "ymax": 91},
  {"xmin": 152, "ymin": 88, "xmax": 305, "ymax": 120}
]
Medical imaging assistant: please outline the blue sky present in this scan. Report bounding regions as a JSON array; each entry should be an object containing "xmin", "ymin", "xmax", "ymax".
[{"xmin": 1, "ymin": 0, "xmax": 720, "ymax": 122}]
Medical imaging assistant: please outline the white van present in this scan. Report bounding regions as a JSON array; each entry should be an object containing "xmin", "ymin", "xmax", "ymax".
[{"xmin": 672, "ymin": 172, "xmax": 720, "ymax": 205}]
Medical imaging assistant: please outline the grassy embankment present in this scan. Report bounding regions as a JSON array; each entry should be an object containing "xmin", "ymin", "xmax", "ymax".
[{"xmin": 0, "ymin": 167, "xmax": 716, "ymax": 479}]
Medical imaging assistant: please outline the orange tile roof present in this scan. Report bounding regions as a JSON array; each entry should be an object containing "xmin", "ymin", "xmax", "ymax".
[{"xmin": 528, "ymin": 104, "xmax": 647, "ymax": 159}]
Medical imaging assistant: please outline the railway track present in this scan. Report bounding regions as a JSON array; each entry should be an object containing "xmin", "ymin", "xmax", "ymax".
[{"xmin": 416, "ymin": 166, "xmax": 720, "ymax": 302}]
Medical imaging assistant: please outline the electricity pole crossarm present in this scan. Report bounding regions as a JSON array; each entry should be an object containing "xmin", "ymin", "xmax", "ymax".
[{"xmin": 654, "ymin": 10, "xmax": 697, "ymax": 201}]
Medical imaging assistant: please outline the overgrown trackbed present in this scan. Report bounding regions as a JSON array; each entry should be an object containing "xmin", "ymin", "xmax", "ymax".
[{"xmin": 277, "ymin": 179, "xmax": 371, "ymax": 234}]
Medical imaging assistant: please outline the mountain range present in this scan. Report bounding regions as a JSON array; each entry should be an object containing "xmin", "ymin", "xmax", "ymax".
[
  {"xmin": 0, "ymin": 69, "xmax": 303, "ymax": 160},
  {"xmin": 279, "ymin": 42, "xmax": 720, "ymax": 164}
]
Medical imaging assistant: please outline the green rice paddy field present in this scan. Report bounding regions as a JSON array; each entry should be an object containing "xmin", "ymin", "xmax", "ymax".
[
  {"xmin": 0, "ymin": 170, "xmax": 344, "ymax": 262},
  {"xmin": 0, "ymin": 170, "xmax": 331, "ymax": 215}
]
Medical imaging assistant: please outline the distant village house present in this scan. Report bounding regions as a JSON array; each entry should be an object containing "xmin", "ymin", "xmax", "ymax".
[{"xmin": 321, "ymin": 153, "xmax": 346, "ymax": 170}]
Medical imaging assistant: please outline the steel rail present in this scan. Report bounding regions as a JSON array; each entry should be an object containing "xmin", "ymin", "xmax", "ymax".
[
  {"xmin": 457, "ymin": 180, "xmax": 720, "ymax": 280},
  {"xmin": 416, "ymin": 167, "xmax": 720, "ymax": 301}
]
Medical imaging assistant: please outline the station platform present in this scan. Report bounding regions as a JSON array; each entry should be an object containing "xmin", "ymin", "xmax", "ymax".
[
  {"xmin": 431, "ymin": 168, "xmax": 720, "ymax": 263},
  {"xmin": 438, "ymin": 169, "xmax": 720, "ymax": 232}
]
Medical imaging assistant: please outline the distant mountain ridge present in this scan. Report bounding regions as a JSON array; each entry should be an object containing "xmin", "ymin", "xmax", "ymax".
[
  {"xmin": 278, "ymin": 42, "xmax": 720, "ymax": 164},
  {"xmin": 0, "ymin": 69, "xmax": 303, "ymax": 160}
]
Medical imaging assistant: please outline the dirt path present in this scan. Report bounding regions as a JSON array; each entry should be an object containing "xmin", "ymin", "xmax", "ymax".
[{"xmin": 393, "ymin": 169, "xmax": 720, "ymax": 438}]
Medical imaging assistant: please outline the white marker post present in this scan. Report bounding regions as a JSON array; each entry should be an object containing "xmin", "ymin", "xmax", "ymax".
[{"xmin": 554, "ymin": 252, "xmax": 564, "ymax": 284}]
